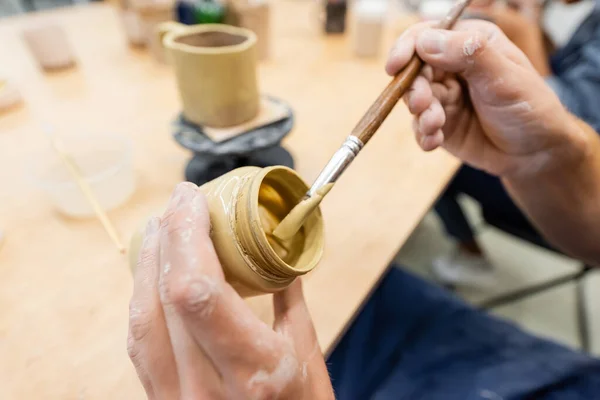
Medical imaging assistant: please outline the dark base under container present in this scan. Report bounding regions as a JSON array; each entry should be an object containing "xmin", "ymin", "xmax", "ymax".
[{"xmin": 172, "ymin": 96, "xmax": 295, "ymax": 185}]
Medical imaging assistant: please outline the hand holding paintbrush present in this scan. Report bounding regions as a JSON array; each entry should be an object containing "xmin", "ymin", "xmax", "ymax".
[{"xmin": 272, "ymin": 0, "xmax": 474, "ymax": 241}]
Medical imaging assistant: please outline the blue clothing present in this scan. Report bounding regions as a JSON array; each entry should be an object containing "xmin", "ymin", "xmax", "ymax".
[
  {"xmin": 547, "ymin": 2, "xmax": 600, "ymax": 132},
  {"xmin": 434, "ymin": 165, "xmax": 539, "ymax": 245},
  {"xmin": 327, "ymin": 267, "xmax": 600, "ymax": 399}
]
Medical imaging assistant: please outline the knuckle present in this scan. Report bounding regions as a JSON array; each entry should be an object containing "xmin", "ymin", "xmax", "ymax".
[
  {"xmin": 128, "ymin": 302, "xmax": 153, "ymax": 343},
  {"xmin": 127, "ymin": 334, "xmax": 142, "ymax": 363},
  {"xmin": 162, "ymin": 273, "xmax": 219, "ymax": 316},
  {"xmin": 252, "ymin": 384, "xmax": 281, "ymax": 400}
]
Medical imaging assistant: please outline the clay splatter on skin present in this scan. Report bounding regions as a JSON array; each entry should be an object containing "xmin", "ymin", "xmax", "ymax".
[
  {"xmin": 512, "ymin": 101, "xmax": 533, "ymax": 113},
  {"xmin": 301, "ymin": 362, "xmax": 308, "ymax": 380},
  {"xmin": 463, "ymin": 36, "xmax": 482, "ymax": 57},
  {"xmin": 191, "ymin": 194, "xmax": 205, "ymax": 215},
  {"xmin": 247, "ymin": 353, "xmax": 299, "ymax": 397},
  {"xmin": 183, "ymin": 275, "xmax": 219, "ymax": 316},
  {"xmin": 129, "ymin": 306, "xmax": 143, "ymax": 320},
  {"xmin": 180, "ymin": 228, "xmax": 193, "ymax": 243}
]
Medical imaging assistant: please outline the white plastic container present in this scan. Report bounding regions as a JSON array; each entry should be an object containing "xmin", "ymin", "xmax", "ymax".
[
  {"xmin": 418, "ymin": 0, "xmax": 453, "ymax": 21},
  {"xmin": 31, "ymin": 134, "xmax": 135, "ymax": 218},
  {"xmin": 22, "ymin": 24, "xmax": 75, "ymax": 70},
  {"xmin": 353, "ymin": 0, "xmax": 387, "ymax": 58}
]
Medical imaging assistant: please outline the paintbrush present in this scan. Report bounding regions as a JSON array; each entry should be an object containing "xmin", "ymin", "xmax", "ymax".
[
  {"xmin": 44, "ymin": 127, "xmax": 126, "ymax": 254},
  {"xmin": 273, "ymin": 0, "xmax": 474, "ymax": 241}
]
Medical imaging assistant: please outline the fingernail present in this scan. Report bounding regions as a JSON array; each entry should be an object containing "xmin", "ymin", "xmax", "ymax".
[{"xmin": 418, "ymin": 30, "xmax": 447, "ymax": 55}]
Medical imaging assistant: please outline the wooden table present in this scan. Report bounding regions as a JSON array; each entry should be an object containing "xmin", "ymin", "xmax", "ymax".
[{"xmin": 0, "ymin": 3, "xmax": 458, "ymax": 399}]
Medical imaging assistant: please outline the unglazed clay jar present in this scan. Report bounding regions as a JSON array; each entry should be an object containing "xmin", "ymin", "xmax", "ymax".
[
  {"xmin": 130, "ymin": 166, "xmax": 324, "ymax": 297},
  {"xmin": 158, "ymin": 22, "xmax": 260, "ymax": 127}
]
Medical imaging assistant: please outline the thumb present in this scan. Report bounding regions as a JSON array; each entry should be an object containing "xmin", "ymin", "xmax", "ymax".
[
  {"xmin": 273, "ymin": 279, "xmax": 315, "ymax": 340},
  {"xmin": 273, "ymin": 279, "xmax": 320, "ymax": 358},
  {"xmin": 414, "ymin": 25, "xmax": 511, "ymax": 80},
  {"xmin": 273, "ymin": 279, "xmax": 332, "ymax": 393}
]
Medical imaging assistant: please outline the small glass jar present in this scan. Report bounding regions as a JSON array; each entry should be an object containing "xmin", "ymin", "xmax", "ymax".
[{"xmin": 130, "ymin": 166, "xmax": 325, "ymax": 297}]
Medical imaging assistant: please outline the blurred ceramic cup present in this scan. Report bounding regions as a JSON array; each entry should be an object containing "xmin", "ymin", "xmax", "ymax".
[
  {"xmin": 22, "ymin": 24, "xmax": 75, "ymax": 71},
  {"xmin": 158, "ymin": 22, "xmax": 260, "ymax": 127},
  {"xmin": 353, "ymin": 0, "xmax": 387, "ymax": 58}
]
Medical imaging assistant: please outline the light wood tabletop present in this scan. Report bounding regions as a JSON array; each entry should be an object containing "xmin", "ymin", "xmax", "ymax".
[{"xmin": 0, "ymin": 2, "xmax": 458, "ymax": 399}]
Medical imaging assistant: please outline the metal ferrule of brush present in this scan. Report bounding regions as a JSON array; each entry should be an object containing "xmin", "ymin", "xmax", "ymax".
[{"xmin": 306, "ymin": 136, "xmax": 364, "ymax": 198}]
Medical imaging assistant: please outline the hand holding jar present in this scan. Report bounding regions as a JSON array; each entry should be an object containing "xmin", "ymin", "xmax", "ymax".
[{"xmin": 128, "ymin": 182, "xmax": 334, "ymax": 399}]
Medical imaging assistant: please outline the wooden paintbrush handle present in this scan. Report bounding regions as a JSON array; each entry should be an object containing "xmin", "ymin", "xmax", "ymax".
[
  {"xmin": 350, "ymin": 56, "xmax": 423, "ymax": 144},
  {"xmin": 350, "ymin": 0, "xmax": 472, "ymax": 145}
]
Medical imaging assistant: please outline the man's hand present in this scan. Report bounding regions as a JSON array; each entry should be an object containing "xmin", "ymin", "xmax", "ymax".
[
  {"xmin": 388, "ymin": 20, "xmax": 600, "ymax": 265},
  {"xmin": 128, "ymin": 182, "xmax": 334, "ymax": 399},
  {"xmin": 386, "ymin": 20, "xmax": 581, "ymax": 178}
]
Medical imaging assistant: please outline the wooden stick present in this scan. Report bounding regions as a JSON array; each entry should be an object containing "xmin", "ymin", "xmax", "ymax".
[
  {"xmin": 48, "ymin": 134, "xmax": 126, "ymax": 254},
  {"xmin": 351, "ymin": 0, "xmax": 473, "ymax": 145}
]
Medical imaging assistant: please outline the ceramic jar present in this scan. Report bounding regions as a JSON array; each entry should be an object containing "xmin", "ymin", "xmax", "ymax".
[{"xmin": 130, "ymin": 166, "xmax": 325, "ymax": 297}]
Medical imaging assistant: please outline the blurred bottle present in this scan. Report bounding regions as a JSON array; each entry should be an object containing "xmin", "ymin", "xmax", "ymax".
[
  {"xmin": 175, "ymin": 0, "xmax": 226, "ymax": 24},
  {"xmin": 353, "ymin": 0, "xmax": 387, "ymax": 57},
  {"xmin": 195, "ymin": 0, "xmax": 226, "ymax": 23},
  {"xmin": 176, "ymin": 0, "xmax": 197, "ymax": 24},
  {"xmin": 325, "ymin": 0, "xmax": 347, "ymax": 33}
]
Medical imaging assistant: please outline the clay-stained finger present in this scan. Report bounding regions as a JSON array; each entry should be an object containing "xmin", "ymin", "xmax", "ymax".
[
  {"xmin": 159, "ymin": 183, "xmax": 224, "ymax": 398},
  {"xmin": 128, "ymin": 217, "xmax": 180, "ymax": 399},
  {"xmin": 160, "ymin": 184, "xmax": 298, "ymax": 398},
  {"xmin": 273, "ymin": 279, "xmax": 334, "ymax": 397}
]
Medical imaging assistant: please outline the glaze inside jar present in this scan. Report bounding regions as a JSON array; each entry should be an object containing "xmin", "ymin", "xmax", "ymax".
[{"xmin": 249, "ymin": 168, "xmax": 323, "ymax": 276}]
